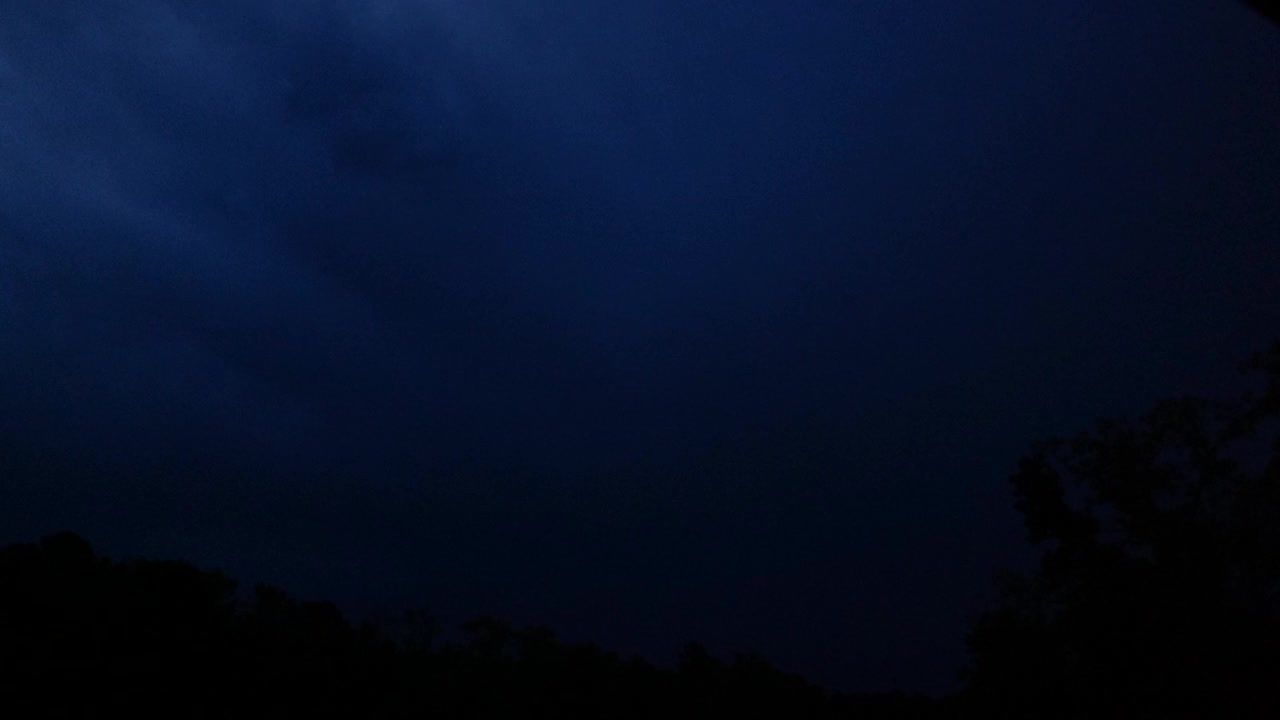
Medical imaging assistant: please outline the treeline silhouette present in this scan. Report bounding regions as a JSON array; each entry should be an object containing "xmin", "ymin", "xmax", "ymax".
[
  {"xmin": 2, "ymin": 345, "xmax": 1277, "ymax": 717},
  {"xmin": 0, "ymin": 531, "xmax": 939, "ymax": 718}
]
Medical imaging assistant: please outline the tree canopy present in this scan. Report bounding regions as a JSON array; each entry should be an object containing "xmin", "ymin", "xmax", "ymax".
[
  {"xmin": 964, "ymin": 343, "xmax": 1280, "ymax": 718},
  {"xmin": 1243, "ymin": 0, "xmax": 1280, "ymax": 27}
]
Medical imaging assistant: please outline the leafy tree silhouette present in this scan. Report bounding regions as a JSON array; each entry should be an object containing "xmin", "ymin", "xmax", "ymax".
[
  {"xmin": 1243, "ymin": 0, "xmax": 1280, "ymax": 27},
  {"xmin": 964, "ymin": 343, "xmax": 1280, "ymax": 718}
]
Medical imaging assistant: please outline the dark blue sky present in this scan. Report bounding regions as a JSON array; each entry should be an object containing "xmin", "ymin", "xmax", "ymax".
[{"xmin": 2, "ymin": 0, "xmax": 1278, "ymax": 693}]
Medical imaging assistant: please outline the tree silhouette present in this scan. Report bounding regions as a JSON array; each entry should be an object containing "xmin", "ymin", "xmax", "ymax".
[
  {"xmin": 1242, "ymin": 0, "xmax": 1280, "ymax": 27},
  {"xmin": 0, "ymin": 530, "xmax": 943, "ymax": 718},
  {"xmin": 964, "ymin": 343, "xmax": 1280, "ymax": 718}
]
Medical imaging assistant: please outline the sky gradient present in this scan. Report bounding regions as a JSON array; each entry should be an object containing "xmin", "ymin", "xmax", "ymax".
[{"xmin": 2, "ymin": 0, "xmax": 1278, "ymax": 693}]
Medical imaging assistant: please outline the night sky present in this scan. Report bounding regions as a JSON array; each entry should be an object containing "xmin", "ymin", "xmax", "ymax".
[{"xmin": 2, "ymin": 0, "xmax": 1278, "ymax": 694}]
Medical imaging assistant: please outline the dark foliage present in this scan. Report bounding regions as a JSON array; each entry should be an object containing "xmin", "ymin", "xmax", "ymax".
[
  {"xmin": 0, "ymin": 532, "xmax": 937, "ymax": 719},
  {"xmin": 1243, "ymin": 0, "xmax": 1280, "ymax": 26},
  {"xmin": 7, "ymin": 341, "xmax": 1277, "ymax": 718},
  {"xmin": 963, "ymin": 342, "xmax": 1280, "ymax": 718}
]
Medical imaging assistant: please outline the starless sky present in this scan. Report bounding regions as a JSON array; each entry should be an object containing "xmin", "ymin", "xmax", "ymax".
[{"xmin": 2, "ymin": 0, "xmax": 1278, "ymax": 694}]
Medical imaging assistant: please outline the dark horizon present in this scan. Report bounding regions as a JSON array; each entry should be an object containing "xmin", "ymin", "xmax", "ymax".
[{"xmin": 2, "ymin": 0, "xmax": 1279, "ymax": 695}]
